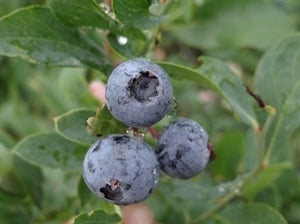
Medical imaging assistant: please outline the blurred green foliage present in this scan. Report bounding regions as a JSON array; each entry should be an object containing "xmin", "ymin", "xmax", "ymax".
[{"xmin": 0, "ymin": 0, "xmax": 299, "ymax": 223}]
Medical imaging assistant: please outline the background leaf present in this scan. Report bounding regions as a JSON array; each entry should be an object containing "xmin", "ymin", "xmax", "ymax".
[
  {"xmin": 219, "ymin": 203, "xmax": 288, "ymax": 224},
  {"xmin": 74, "ymin": 210, "xmax": 121, "ymax": 224},
  {"xmin": 55, "ymin": 109, "xmax": 98, "ymax": 145},
  {"xmin": 48, "ymin": 0, "xmax": 114, "ymax": 29},
  {"xmin": 0, "ymin": 201, "xmax": 31, "ymax": 224},
  {"xmin": 86, "ymin": 106, "xmax": 127, "ymax": 137},
  {"xmin": 13, "ymin": 132, "xmax": 86, "ymax": 170},
  {"xmin": 12, "ymin": 155, "xmax": 43, "ymax": 207},
  {"xmin": 254, "ymin": 33, "xmax": 300, "ymax": 161},
  {"xmin": 58, "ymin": 68, "xmax": 99, "ymax": 108},
  {"xmin": 243, "ymin": 163, "xmax": 291, "ymax": 201},
  {"xmin": 0, "ymin": 1, "xmax": 299, "ymax": 223},
  {"xmin": 210, "ymin": 132, "xmax": 246, "ymax": 180},
  {"xmin": 0, "ymin": 143, "xmax": 12, "ymax": 176},
  {"xmin": 159, "ymin": 56, "xmax": 258, "ymax": 129},
  {"xmin": 77, "ymin": 176, "xmax": 92, "ymax": 208},
  {"xmin": 0, "ymin": 6, "xmax": 109, "ymax": 70},
  {"xmin": 107, "ymin": 31, "xmax": 146, "ymax": 58},
  {"xmin": 170, "ymin": 0, "xmax": 296, "ymax": 51},
  {"xmin": 48, "ymin": 0, "xmax": 148, "ymax": 57},
  {"xmin": 112, "ymin": 0, "xmax": 165, "ymax": 29}
]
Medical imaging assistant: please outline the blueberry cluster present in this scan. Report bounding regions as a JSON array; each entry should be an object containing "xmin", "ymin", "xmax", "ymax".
[{"xmin": 82, "ymin": 59, "xmax": 213, "ymax": 205}]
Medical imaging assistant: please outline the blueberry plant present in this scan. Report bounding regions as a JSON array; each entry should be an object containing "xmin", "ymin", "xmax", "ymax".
[{"xmin": 0, "ymin": 0, "xmax": 299, "ymax": 224}]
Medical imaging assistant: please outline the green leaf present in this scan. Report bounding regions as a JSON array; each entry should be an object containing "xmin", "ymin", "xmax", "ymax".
[
  {"xmin": 58, "ymin": 68, "xmax": 99, "ymax": 107},
  {"xmin": 87, "ymin": 106, "xmax": 127, "ymax": 137},
  {"xmin": 170, "ymin": 175, "xmax": 219, "ymax": 218},
  {"xmin": 74, "ymin": 210, "xmax": 121, "ymax": 224},
  {"xmin": 13, "ymin": 132, "xmax": 86, "ymax": 171},
  {"xmin": 78, "ymin": 176, "xmax": 92, "ymax": 207},
  {"xmin": 41, "ymin": 168, "xmax": 81, "ymax": 217},
  {"xmin": 0, "ymin": 202, "xmax": 31, "ymax": 224},
  {"xmin": 254, "ymin": 33, "xmax": 300, "ymax": 161},
  {"xmin": 273, "ymin": 0, "xmax": 300, "ymax": 14},
  {"xmin": 275, "ymin": 168, "xmax": 300, "ymax": 200},
  {"xmin": 153, "ymin": 173, "xmax": 243, "ymax": 222},
  {"xmin": 55, "ymin": 109, "xmax": 98, "ymax": 145},
  {"xmin": 243, "ymin": 163, "xmax": 291, "ymax": 200},
  {"xmin": 0, "ymin": 130, "xmax": 15, "ymax": 149},
  {"xmin": 107, "ymin": 30, "xmax": 146, "ymax": 58},
  {"xmin": 12, "ymin": 154, "xmax": 43, "ymax": 207},
  {"xmin": 158, "ymin": 56, "xmax": 258, "ymax": 129},
  {"xmin": 240, "ymin": 130, "xmax": 259, "ymax": 172},
  {"xmin": 219, "ymin": 203, "xmax": 288, "ymax": 224},
  {"xmin": 48, "ymin": 0, "xmax": 148, "ymax": 45},
  {"xmin": 0, "ymin": 6, "xmax": 109, "ymax": 70},
  {"xmin": 171, "ymin": 0, "xmax": 295, "ymax": 51},
  {"xmin": 112, "ymin": 0, "xmax": 165, "ymax": 29},
  {"xmin": 210, "ymin": 132, "xmax": 246, "ymax": 180},
  {"xmin": 0, "ymin": 143, "xmax": 12, "ymax": 176},
  {"xmin": 254, "ymin": 186, "xmax": 282, "ymax": 209},
  {"xmin": 48, "ymin": 0, "xmax": 114, "ymax": 29},
  {"xmin": 0, "ymin": 187, "xmax": 24, "ymax": 204}
]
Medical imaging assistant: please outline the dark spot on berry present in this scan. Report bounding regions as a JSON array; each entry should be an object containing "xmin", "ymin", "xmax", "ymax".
[
  {"xmin": 176, "ymin": 144, "xmax": 189, "ymax": 159},
  {"xmin": 122, "ymin": 183, "xmax": 132, "ymax": 190},
  {"xmin": 175, "ymin": 150, "xmax": 182, "ymax": 160},
  {"xmin": 148, "ymin": 188, "xmax": 153, "ymax": 194},
  {"xmin": 133, "ymin": 172, "xmax": 140, "ymax": 180},
  {"xmin": 100, "ymin": 179, "xmax": 123, "ymax": 201},
  {"xmin": 88, "ymin": 161, "xmax": 95, "ymax": 174},
  {"xmin": 156, "ymin": 144, "xmax": 165, "ymax": 154},
  {"xmin": 135, "ymin": 160, "xmax": 141, "ymax": 168},
  {"xmin": 92, "ymin": 146, "xmax": 99, "ymax": 152},
  {"xmin": 113, "ymin": 135, "xmax": 130, "ymax": 144},
  {"xmin": 177, "ymin": 122, "xmax": 190, "ymax": 128},
  {"xmin": 92, "ymin": 140, "xmax": 102, "ymax": 152},
  {"xmin": 169, "ymin": 160, "xmax": 177, "ymax": 169},
  {"xmin": 128, "ymin": 71, "xmax": 159, "ymax": 103}
]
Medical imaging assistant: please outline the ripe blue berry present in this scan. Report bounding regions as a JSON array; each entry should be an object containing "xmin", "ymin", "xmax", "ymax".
[
  {"xmin": 82, "ymin": 134, "xmax": 160, "ymax": 205},
  {"xmin": 157, "ymin": 118, "xmax": 211, "ymax": 179},
  {"xmin": 105, "ymin": 58, "xmax": 173, "ymax": 128}
]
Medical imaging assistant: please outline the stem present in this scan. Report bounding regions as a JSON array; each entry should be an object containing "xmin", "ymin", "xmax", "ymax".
[
  {"xmin": 190, "ymin": 190, "xmax": 237, "ymax": 224},
  {"xmin": 138, "ymin": 29, "xmax": 160, "ymax": 56},
  {"xmin": 257, "ymin": 114, "xmax": 273, "ymax": 168},
  {"xmin": 262, "ymin": 106, "xmax": 277, "ymax": 166},
  {"xmin": 244, "ymin": 85, "xmax": 265, "ymax": 108},
  {"xmin": 138, "ymin": 0, "xmax": 175, "ymax": 56},
  {"xmin": 147, "ymin": 126, "xmax": 160, "ymax": 140}
]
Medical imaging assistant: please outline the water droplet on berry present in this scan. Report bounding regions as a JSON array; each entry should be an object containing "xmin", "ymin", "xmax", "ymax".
[{"xmin": 153, "ymin": 168, "xmax": 157, "ymax": 175}]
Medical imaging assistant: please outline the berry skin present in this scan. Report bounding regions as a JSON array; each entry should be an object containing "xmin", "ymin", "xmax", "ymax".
[
  {"xmin": 105, "ymin": 58, "xmax": 173, "ymax": 128},
  {"xmin": 82, "ymin": 134, "xmax": 160, "ymax": 205},
  {"xmin": 156, "ymin": 118, "xmax": 211, "ymax": 179}
]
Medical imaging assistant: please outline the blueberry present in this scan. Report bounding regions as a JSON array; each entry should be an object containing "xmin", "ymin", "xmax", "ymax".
[
  {"xmin": 82, "ymin": 134, "xmax": 160, "ymax": 205},
  {"xmin": 157, "ymin": 118, "xmax": 211, "ymax": 179},
  {"xmin": 105, "ymin": 58, "xmax": 173, "ymax": 128}
]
